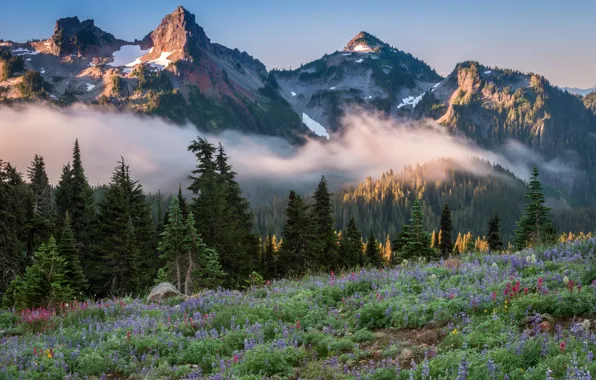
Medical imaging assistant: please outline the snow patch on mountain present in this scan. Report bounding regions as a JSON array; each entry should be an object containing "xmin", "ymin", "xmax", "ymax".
[
  {"xmin": 353, "ymin": 44, "xmax": 373, "ymax": 53},
  {"xmin": 302, "ymin": 113, "xmax": 329, "ymax": 139},
  {"xmin": 109, "ymin": 45, "xmax": 148, "ymax": 67},
  {"xmin": 86, "ymin": 84, "xmax": 96, "ymax": 92},
  {"xmin": 397, "ymin": 93, "xmax": 424, "ymax": 109},
  {"xmin": 12, "ymin": 48, "xmax": 39, "ymax": 56},
  {"xmin": 291, "ymin": 91, "xmax": 297, "ymax": 96},
  {"xmin": 147, "ymin": 51, "xmax": 176, "ymax": 70}
]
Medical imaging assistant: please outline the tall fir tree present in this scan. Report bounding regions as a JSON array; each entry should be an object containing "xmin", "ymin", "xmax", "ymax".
[
  {"xmin": 400, "ymin": 198, "xmax": 432, "ymax": 260},
  {"xmin": 514, "ymin": 167, "xmax": 555, "ymax": 248},
  {"xmin": 365, "ymin": 232, "xmax": 383, "ymax": 268},
  {"xmin": 487, "ymin": 214, "xmax": 503, "ymax": 252},
  {"xmin": 383, "ymin": 235, "xmax": 392, "ymax": 263},
  {"xmin": 311, "ymin": 176, "xmax": 338, "ymax": 269},
  {"xmin": 26, "ymin": 155, "xmax": 55, "ymax": 255},
  {"xmin": 261, "ymin": 234, "xmax": 277, "ymax": 279},
  {"xmin": 188, "ymin": 138, "xmax": 258, "ymax": 286},
  {"xmin": 0, "ymin": 161, "xmax": 31, "ymax": 292},
  {"xmin": 58, "ymin": 212, "xmax": 87, "ymax": 295},
  {"xmin": 158, "ymin": 197, "xmax": 187, "ymax": 292},
  {"xmin": 90, "ymin": 159, "xmax": 155, "ymax": 296},
  {"xmin": 155, "ymin": 189, "xmax": 165, "ymax": 235},
  {"xmin": 279, "ymin": 191, "xmax": 317, "ymax": 276},
  {"xmin": 339, "ymin": 217, "xmax": 363, "ymax": 268},
  {"xmin": 55, "ymin": 163, "xmax": 72, "ymax": 227},
  {"xmin": 438, "ymin": 203, "xmax": 453, "ymax": 257},
  {"xmin": 68, "ymin": 140, "xmax": 95, "ymax": 256}
]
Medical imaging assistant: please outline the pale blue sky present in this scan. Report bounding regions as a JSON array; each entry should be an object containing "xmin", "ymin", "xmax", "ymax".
[{"xmin": 1, "ymin": 0, "xmax": 595, "ymax": 87}]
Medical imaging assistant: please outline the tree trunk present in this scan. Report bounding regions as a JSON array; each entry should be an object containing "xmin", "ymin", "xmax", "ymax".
[
  {"xmin": 175, "ymin": 257, "xmax": 181, "ymax": 293},
  {"xmin": 184, "ymin": 250, "xmax": 194, "ymax": 296}
]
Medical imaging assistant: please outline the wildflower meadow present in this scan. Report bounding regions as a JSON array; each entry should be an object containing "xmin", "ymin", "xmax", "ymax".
[{"xmin": 2, "ymin": 238, "xmax": 596, "ymax": 379}]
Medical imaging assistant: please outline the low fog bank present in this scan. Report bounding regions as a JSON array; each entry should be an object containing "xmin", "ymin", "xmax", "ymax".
[{"xmin": 0, "ymin": 105, "xmax": 576, "ymax": 193}]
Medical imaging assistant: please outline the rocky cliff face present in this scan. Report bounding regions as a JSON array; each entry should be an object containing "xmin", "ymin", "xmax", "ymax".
[
  {"xmin": 415, "ymin": 61, "xmax": 596, "ymax": 204},
  {"xmin": 47, "ymin": 17, "xmax": 127, "ymax": 57},
  {"xmin": 140, "ymin": 6, "xmax": 210, "ymax": 62}
]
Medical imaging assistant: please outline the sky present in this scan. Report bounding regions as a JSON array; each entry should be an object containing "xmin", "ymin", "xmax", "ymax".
[{"xmin": 1, "ymin": 0, "xmax": 595, "ymax": 88}]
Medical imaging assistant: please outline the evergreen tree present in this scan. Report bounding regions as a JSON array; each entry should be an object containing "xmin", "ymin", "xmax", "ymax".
[
  {"xmin": 5, "ymin": 237, "xmax": 72, "ymax": 308},
  {"xmin": 68, "ymin": 140, "xmax": 95, "ymax": 255},
  {"xmin": 400, "ymin": 198, "xmax": 432, "ymax": 260},
  {"xmin": 158, "ymin": 197, "xmax": 187, "ymax": 292},
  {"xmin": 188, "ymin": 139, "xmax": 258, "ymax": 285},
  {"xmin": 514, "ymin": 167, "xmax": 555, "ymax": 248},
  {"xmin": 365, "ymin": 232, "xmax": 383, "ymax": 268},
  {"xmin": 90, "ymin": 159, "xmax": 155, "ymax": 296},
  {"xmin": 186, "ymin": 212, "xmax": 225, "ymax": 291},
  {"xmin": 262, "ymin": 234, "xmax": 277, "ymax": 279},
  {"xmin": 312, "ymin": 176, "xmax": 338, "ymax": 269},
  {"xmin": 58, "ymin": 212, "xmax": 87, "ymax": 295},
  {"xmin": 487, "ymin": 214, "xmax": 503, "ymax": 252},
  {"xmin": 439, "ymin": 203, "xmax": 453, "ymax": 256},
  {"xmin": 0, "ymin": 161, "xmax": 31, "ymax": 292},
  {"xmin": 55, "ymin": 163, "xmax": 72, "ymax": 227},
  {"xmin": 339, "ymin": 217, "xmax": 362, "ymax": 268},
  {"xmin": 177, "ymin": 183, "xmax": 188, "ymax": 219},
  {"xmin": 121, "ymin": 217, "xmax": 140, "ymax": 294},
  {"xmin": 279, "ymin": 191, "xmax": 317, "ymax": 276},
  {"xmin": 383, "ymin": 235, "xmax": 392, "ymax": 263},
  {"xmin": 26, "ymin": 155, "xmax": 55, "ymax": 254},
  {"xmin": 430, "ymin": 230, "xmax": 437, "ymax": 249},
  {"xmin": 155, "ymin": 190, "xmax": 165, "ymax": 235}
]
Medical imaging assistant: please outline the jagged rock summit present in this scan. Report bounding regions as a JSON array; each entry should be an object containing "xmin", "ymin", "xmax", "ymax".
[
  {"xmin": 45, "ymin": 16, "xmax": 127, "ymax": 57},
  {"xmin": 343, "ymin": 31, "xmax": 389, "ymax": 53},
  {"xmin": 140, "ymin": 6, "xmax": 210, "ymax": 63}
]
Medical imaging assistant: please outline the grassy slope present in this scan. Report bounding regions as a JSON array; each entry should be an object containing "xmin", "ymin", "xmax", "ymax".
[{"xmin": 2, "ymin": 239, "xmax": 596, "ymax": 379}]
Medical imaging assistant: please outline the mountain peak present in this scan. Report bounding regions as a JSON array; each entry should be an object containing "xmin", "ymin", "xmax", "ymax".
[
  {"xmin": 343, "ymin": 31, "xmax": 388, "ymax": 53},
  {"xmin": 49, "ymin": 16, "xmax": 123, "ymax": 57},
  {"xmin": 140, "ymin": 6, "xmax": 210, "ymax": 61}
]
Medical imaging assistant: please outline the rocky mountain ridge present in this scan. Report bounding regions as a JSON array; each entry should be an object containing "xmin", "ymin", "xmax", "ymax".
[{"xmin": 1, "ymin": 6, "xmax": 596, "ymax": 206}]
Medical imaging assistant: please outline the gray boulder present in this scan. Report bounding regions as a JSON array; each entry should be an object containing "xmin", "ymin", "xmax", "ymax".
[{"xmin": 147, "ymin": 282, "xmax": 182, "ymax": 303}]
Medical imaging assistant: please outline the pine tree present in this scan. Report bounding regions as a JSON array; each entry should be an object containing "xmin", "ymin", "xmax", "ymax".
[
  {"xmin": 312, "ymin": 176, "xmax": 338, "ymax": 269},
  {"xmin": 365, "ymin": 232, "xmax": 383, "ymax": 268},
  {"xmin": 186, "ymin": 212, "xmax": 225, "ymax": 291},
  {"xmin": 188, "ymin": 139, "xmax": 258, "ymax": 285},
  {"xmin": 400, "ymin": 198, "xmax": 432, "ymax": 260},
  {"xmin": 58, "ymin": 212, "xmax": 87, "ymax": 295},
  {"xmin": 487, "ymin": 214, "xmax": 503, "ymax": 252},
  {"xmin": 121, "ymin": 217, "xmax": 140, "ymax": 294},
  {"xmin": 157, "ymin": 197, "xmax": 187, "ymax": 292},
  {"xmin": 430, "ymin": 230, "xmax": 437, "ymax": 249},
  {"xmin": 177, "ymin": 183, "xmax": 189, "ymax": 219},
  {"xmin": 26, "ymin": 155, "xmax": 55, "ymax": 255},
  {"xmin": 383, "ymin": 235, "xmax": 392, "ymax": 263},
  {"xmin": 91, "ymin": 159, "xmax": 154, "ymax": 296},
  {"xmin": 279, "ymin": 191, "xmax": 317, "ymax": 276},
  {"xmin": 6, "ymin": 237, "xmax": 73, "ymax": 308},
  {"xmin": 339, "ymin": 217, "xmax": 362, "ymax": 268},
  {"xmin": 55, "ymin": 163, "xmax": 72, "ymax": 227},
  {"xmin": 514, "ymin": 167, "xmax": 555, "ymax": 248},
  {"xmin": 0, "ymin": 161, "xmax": 31, "ymax": 292},
  {"xmin": 155, "ymin": 190, "xmax": 165, "ymax": 235},
  {"xmin": 68, "ymin": 140, "xmax": 95, "ymax": 255},
  {"xmin": 438, "ymin": 203, "xmax": 453, "ymax": 257},
  {"xmin": 262, "ymin": 234, "xmax": 277, "ymax": 279}
]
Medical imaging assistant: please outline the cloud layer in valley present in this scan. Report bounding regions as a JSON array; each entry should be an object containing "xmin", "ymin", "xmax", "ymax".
[{"xmin": 0, "ymin": 105, "xmax": 574, "ymax": 192}]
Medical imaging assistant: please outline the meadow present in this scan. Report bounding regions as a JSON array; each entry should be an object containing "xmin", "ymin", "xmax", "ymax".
[{"xmin": 2, "ymin": 238, "xmax": 596, "ymax": 379}]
